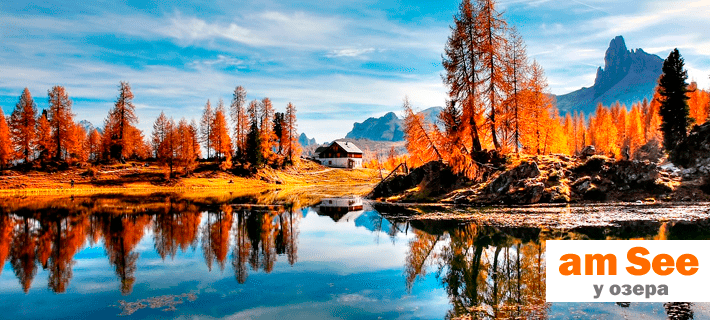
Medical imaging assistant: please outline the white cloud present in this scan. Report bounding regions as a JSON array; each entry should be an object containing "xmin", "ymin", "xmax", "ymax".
[{"xmin": 326, "ymin": 48, "xmax": 376, "ymax": 58}]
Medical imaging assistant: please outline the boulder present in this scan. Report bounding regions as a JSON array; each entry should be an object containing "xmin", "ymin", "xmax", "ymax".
[
  {"xmin": 583, "ymin": 185, "xmax": 607, "ymax": 201},
  {"xmin": 546, "ymin": 185, "xmax": 571, "ymax": 203},
  {"xmin": 581, "ymin": 145, "xmax": 596, "ymax": 157},
  {"xmin": 488, "ymin": 161, "xmax": 540, "ymax": 195},
  {"xmin": 508, "ymin": 181, "xmax": 545, "ymax": 204},
  {"xmin": 514, "ymin": 161, "xmax": 540, "ymax": 179},
  {"xmin": 571, "ymin": 176, "xmax": 592, "ymax": 193}
]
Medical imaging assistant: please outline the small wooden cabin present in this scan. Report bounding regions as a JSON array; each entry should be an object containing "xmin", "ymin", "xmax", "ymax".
[{"xmin": 317, "ymin": 141, "xmax": 363, "ymax": 168}]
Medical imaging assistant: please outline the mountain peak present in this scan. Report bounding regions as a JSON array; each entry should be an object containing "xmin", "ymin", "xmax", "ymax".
[
  {"xmin": 344, "ymin": 107, "xmax": 442, "ymax": 141},
  {"xmin": 554, "ymin": 36, "xmax": 664, "ymax": 115},
  {"xmin": 594, "ymin": 35, "xmax": 632, "ymax": 95}
]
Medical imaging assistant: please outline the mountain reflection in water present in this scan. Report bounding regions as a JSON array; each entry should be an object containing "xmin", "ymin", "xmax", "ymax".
[{"xmin": 0, "ymin": 195, "xmax": 708, "ymax": 319}]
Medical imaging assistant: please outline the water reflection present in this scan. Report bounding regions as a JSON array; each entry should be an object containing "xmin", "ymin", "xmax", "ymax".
[
  {"xmin": 0, "ymin": 196, "xmax": 302, "ymax": 295},
  {"xmin": 1, "ymin": 196, "xmax": 709, "ymax": 319},
  {"xmin": 402, "ymin": 217, "xmax": 710, "ymax": 320}
]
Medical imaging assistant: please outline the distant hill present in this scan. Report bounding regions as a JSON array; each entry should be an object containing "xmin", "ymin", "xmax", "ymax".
[
  {"xmin": 78, "ymin": 120, "xmax": 95, "ymax": 133},
  {"xmin": 344, "ymin": 106, "xmax": 443, "ymax": 142},
  {"xmin": 555, "ymin": 36, "xmax": 663, "ymax": 115},
  {"xmin": 298, "ymin": 133, "xmax": 316, "ymax": 146}
]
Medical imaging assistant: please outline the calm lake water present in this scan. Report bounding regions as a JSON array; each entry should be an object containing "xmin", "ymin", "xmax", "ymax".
[{"xmin": 0, "ymin": 194, "xmax": 709, "ymax": 319}]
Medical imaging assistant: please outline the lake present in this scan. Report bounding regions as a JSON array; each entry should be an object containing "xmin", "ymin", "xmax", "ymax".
[{"xmin": 0, "ymin": 193, "xmax": 709, "ymax": 319}]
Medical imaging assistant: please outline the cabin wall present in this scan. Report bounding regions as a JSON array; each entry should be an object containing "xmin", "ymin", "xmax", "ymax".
[{"xmin": 319, "ymin": 157, "xmax": 363, "ymax": 168}]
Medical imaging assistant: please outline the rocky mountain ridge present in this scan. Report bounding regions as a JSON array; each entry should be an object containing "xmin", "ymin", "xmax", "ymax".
[
  {"xmin": 344, "ymin": 106, "xmax": 443, "ymax": 141},
  {"xmin": 555, "ymin": 36, "xmax": 664, "ymax": 115}
]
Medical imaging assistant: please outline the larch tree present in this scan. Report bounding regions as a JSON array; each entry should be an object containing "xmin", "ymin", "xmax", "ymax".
[
  {"xmin": 106, "ymin": 81, "xmax": 138, "ymax": 160},
  {"xmin": 520, "ymin": 61, "xmax": 553, "ymax": 155},
  {"xmin": 152, "ymin": 111, "xmax": 171, "ymax": 161},
  {"xmin": 9, "ymin": 88, "xmax": 38, "ymax": 163},
  {"xmin": 590, "ymin": 104, "xmax": 619, "ymax": 157},
  {"xmin": 260, "ymin": 98, "xmax": 276, "ymax": 162},
  {"xmin": 190, "ymin": 119, "xmax": 202, "ymax": 161},
  {"xmin": 47, "ymin": 86, "xmax": 75, "ymax": 161},
  {"xmin": 230, "ymin": 86, "xmax": 248, "ymax": 159},
  {"xmin": 69, "ymin": 123, "xmax": 87, "ymax": 162},
  {"xmin": 36, "ymin": 111, "xmax": 53, "ymax": 162},
  {"xmin": 176, "ymin": 118, "xmax": 199, "ymax": 175},
  {"xmin": 284, "ymin": 102, "xmax": 301, "ymax": 164},
  {"xmin": 403, "ymin": 97, "xmax": 443, "ymax": 164},
  {"xmin": 478, "ymin": 0, "xmax": 508, "ymax": 151},
  {"xmin": 627, "ymin": 104, "xmax": 645, "ymax": 157},
  {"xmin": 657, "ymin": 48, "xmax": 691, "ymax": 154},
  {"xmin": 0, "ymin": 109, "xmax": 12, "ymax": 170},
  {"xmin": 246, "ymin": 100, "xmax": 264, "ymax": 166},
  {"xmin": 442, "ymin": 0, "xmax": 483, "ymax": 154},
  {"xmin": 502, "ymin": 27, "xmax": 529, "ymax": 154},
  {"xmin": 200, "ymin": 100, "xmax": 214, "ymax": 159},
  {"xmin": 87, "ymin": 129, "xmax": 102, "ymax": 162},
  {"xmin": 642, "ymin": 96, "xmax": 663, "ymax": 144},
  {"xmin": 687, "ymin": 82, "xmax": 709, "ymax": 125},
  {"xmin": 210, "ymin": 99, "xmax": 232, "ymax": 162}
]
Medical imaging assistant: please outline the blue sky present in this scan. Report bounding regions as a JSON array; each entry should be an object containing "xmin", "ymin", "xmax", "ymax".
[{"xmin": 1, "ymin": 0, "xmax": 709, "ymax": 142}]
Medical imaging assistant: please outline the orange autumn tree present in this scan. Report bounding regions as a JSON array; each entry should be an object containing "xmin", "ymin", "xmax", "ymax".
[
  {"xmin": 210, "ymin": 99, "xmax": 232, "ymax": 165},
  {"xmin": 478, "ymin": 0, "xmax": 509, "ymax": 151},
  {"xmin": 0, "ymin": 109, "xmax": 12, "ymax": 170},
  {"xmin": 36, "ymin": 111, "xmax": 53, "ymax": 162},
  {"xmin": 87, "ymin": 128, "xmax": 102, "ymax": 162},
  {"xmin": 152, "ymin": 111, "xmax": 176, "ymax": 176},
  {"xmin": 687, "ymin": 82, "xmax": 709, "ymax": 125},
  {"xmin": 200, "ymin": 100, "xmax": 214, "ymax": 159},
  {"xmin": 104, "ymin": 81, "xmax": 140, "ymax": 160},
  {"xmin": 176, "ymin": 118, "xmax": 200, "ymax": 175},
  {"xmin": 284, "ymin": 102, "xmax": 301, "ymax": 164},
  {"xmin": 9, "ymin": 88, "xmax": 38, "ymax": 163},
  {"xmin": 519, "ymin": 61, "xmax": 554, "ymax": 155},
  {"xmin": 68, "ymin": 122, "xmax": 87, "ymax": 162},
  {"xmin": 47, "ymin": 86, "xmax": 75, "ymax": 161},
  {"xmin": 588, "ymin": 104, "xmax": 619, "ymax": 157},
  {"xmin": 403, "ymin": 97, "xmax": 443, "ymax": 165},
  {"xmin": 644, "ymin": 94, "xmax": 663, "ymax": 144},
  {"xmin": 626, "ymin": 104, "xmax": 645, "ymax": 156},
  {"xmin": 230, "ymin": 86, "xmax": 249, "ymax": 160},
  {"xmin": 442, "ymin": 0, "xmax": 485, "ymax": 153},
  {"xmin": 503, "ymin": 27, "xmax": 530, "ymax": 154},
  {"xmin": 260, "ymin": 97, "xmax": 277, "ymax": 163}
]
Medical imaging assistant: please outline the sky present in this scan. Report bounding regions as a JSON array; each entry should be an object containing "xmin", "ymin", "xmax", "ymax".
[{"xmin": 1, "ymin": 0, "xmax": 709, "ymax": 143}]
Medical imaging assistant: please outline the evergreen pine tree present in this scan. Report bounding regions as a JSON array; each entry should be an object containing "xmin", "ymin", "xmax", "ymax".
[{"xmin": 658, "ymin": 48, "xmax": 691, "ymax": 156}]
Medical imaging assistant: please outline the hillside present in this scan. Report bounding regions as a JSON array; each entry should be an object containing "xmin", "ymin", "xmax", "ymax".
[
  {"xmin": 555, "ymin": 36, "xmax": 663, "ymax": 115},
  {"xmin": 344, "ymin": 107, "xmax": 442, "ymax": 141}
]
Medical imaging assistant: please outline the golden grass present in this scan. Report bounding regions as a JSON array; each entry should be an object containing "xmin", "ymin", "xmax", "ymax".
[{"xmin": 0, "ymin": 160, "xmax": 380, "ymax": 198}]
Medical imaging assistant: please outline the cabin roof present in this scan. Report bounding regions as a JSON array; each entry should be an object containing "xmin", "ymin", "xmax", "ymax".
[
  {"xmin": 332, "ymin": 141, "xmax": 363, "ymax": 154},
  {"xmin": 314, "ymin": 146, "xmax": 328, "ymax": 154}
]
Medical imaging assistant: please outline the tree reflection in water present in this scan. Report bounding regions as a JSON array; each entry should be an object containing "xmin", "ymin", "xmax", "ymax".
[
  {"xmin": 401, "ymin": 218, "xmax": 710, "ymax": 320},
  {"xmin": 404, "ymin": 224, "xmax": 547, "ymax": 319},
  {"xmin": 0, "ymin": 196, "xmax": 300, "ymax": 294},
  {"xmin": 0, "ymin": 196, "xmax": 704, "ymax": 320}
]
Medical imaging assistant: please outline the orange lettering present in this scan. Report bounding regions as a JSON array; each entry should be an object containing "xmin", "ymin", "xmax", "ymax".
[
  {"xmin": 652, "ymin": 254, "xmax": 675, "ymax": 276},
  {"xmin": 677, "ymin": 254, "xmax": 699, "ymax": 276},
  {"xmin": 585, "ymin": 254, "xmax": 617, "ymax": 275},
  {"xmin": 560, "ymin": 254, "xmax": 581, "ymax": 276},
  {"xmin": 626, "ymin": 246, "xmax": 650, "ymax": 276}
]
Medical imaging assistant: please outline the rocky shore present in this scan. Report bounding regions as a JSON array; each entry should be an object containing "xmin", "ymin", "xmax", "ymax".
[{"xmin": 370, "ymin": 122, "xmax": 710, "ymax": 205}]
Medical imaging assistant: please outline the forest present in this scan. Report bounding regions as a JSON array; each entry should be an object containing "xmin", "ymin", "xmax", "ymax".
[
  {"xmin": 398, "ymin": 0, "xmax": 709, "ymax": 178},
  {"xmin": 0, "ymin": 83, "xmax": 302, "ymax": 178}
]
